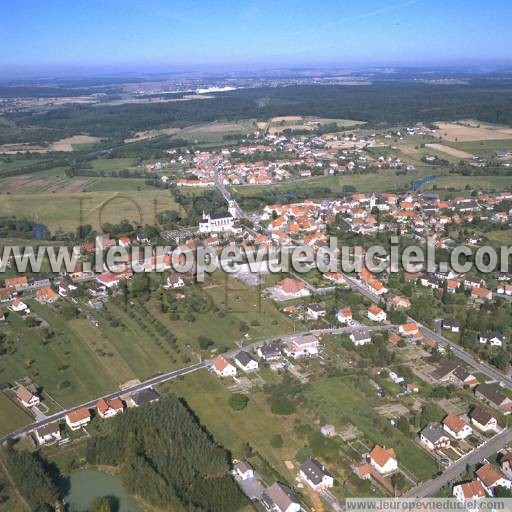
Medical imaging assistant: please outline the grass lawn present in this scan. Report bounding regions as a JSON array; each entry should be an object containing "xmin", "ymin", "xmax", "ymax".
[
  {"xmin": 484, "ymin": 229, "xmax": 512, "ymax": 245},
  {"xmin": 0, "ymin": 303, "xmax": 119, "ymax": 407},
  {"xmin": 233, "ymin": 168, "xmax": 437, "ymax": 200},
  {"xmin": 304, "ymin": 375, "xmax": 438, "ymax": 481},
  {"xmin": 83, "ymin": 177, "xmax": 152, "ymax": 192},
  {"xmin": 145, "ymin": 274, "xmax": 302, "ymax": 352},
  {"xmin": 444, "ymin": 139, "xmax": 512, "ymax": 158},
  {"xmin": 90, "ymin": 158, "xmax": 136, "ymax": 172},
  {"xmin": 0, "ymin": 392, "xmax": 33, "ymax": 436},
  {"xmin": 0, "ymin": 189, "xmax": 176, "ymax": 232},
  {"xmin": 424, "ymin": 175, "xmax": 512, "ymax": 193},
  {"xmin": 165, "ymin": 369, "xmax": 305, "ymax": 482}
]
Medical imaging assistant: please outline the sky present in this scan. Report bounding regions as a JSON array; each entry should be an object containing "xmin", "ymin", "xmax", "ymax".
[{"xmin": 1, "ymin": 0, "xmax": 511, "ymax": 77}]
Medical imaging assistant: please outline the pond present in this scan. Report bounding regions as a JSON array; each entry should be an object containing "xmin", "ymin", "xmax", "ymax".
[{"xmin": 65, "ymin": 469, "xmax": 144, "ymax": 512}]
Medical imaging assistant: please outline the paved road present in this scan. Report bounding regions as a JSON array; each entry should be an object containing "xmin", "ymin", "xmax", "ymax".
[
  {"xmin": 1, "ymin": 324, "xmax": 392, "ymax": 445},
  {"xmin": 404, "ymin": 427, "xmax": 512, "ymax": 497},
  {"xmin": 0, "ymin": 362, "xmax": 206, "ymax": 445},
  {"xmin": 341, "ymin": 271, "xmax": 512, "ymax": 498}
]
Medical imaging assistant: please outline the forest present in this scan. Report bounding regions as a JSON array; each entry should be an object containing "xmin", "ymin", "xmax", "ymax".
[
  {"xmin": 4, "ymin": 79, "xmax": 512, "ymax": 143},
  {"xmin": 85, "ymin": 394, "xmax": 247, "ymax": 512}
]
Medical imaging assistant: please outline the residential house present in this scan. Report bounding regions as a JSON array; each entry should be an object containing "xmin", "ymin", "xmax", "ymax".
[
  {"xmin": 234, "ymin": 460, "xmax": 254, "ymax": 481},
  {"xmin": 336, "ymin": 307, "xmax": 353, "ymax": 324},
  {"xmin": 35, "ymin": 287, "xmax": 59, "ymax": 304},
  {"xmin": 299, "ymin": 458, "xmax": 334, "ymax": 491},
  {"xmin": 128, "ymin": 388, "xmax": 160, "ymax": 407},
  {"xmin": 479, "ymin": 331, "xmax": 507, "ymax": 347},
  {"xmin": 469, "ymin": 407, "xmax": 498, "ymax": 432},
  {"xmin": 211, "ymin": 355, "xmax": 237, "ymax": 377},
  {"xmin": 234, "ymin": 351, "xmax": 259, "ymax": 373},
  {"xmin": 420, "ymin": 424, "xmax": 450, "ymax": 450},
  {"xmin": 275, "ymin": 278, "xmax": 310, "ymax": 299},
  {"xmin": 475, "ymin": 384, "xmax": 512, "ymax": 414},
  {"xmin": 368, "ymin": 305, "xmax": 386, "ymax": 323},
  {"xmin": 16, "ymin": 385, "xmax": 40, "ymax": 408},
  {"xmin": 165, "ymin": 274, "xmax": 185, "ymax": 289},
  {"xmin": 97, "ymin": 398, "xmax": 124, "ymax": 419},
  {"xmin": 65, "ymin": 408, "xmax": 91, "ymax": 430},
  {"xmin": 464, "ymin": 276, "xmax": 486, "ymax": 289},
  {"xmin": 453, "ymin": 480, "xmax": 487, "ymax": 501},
  {"xmin": 4, "ymin": 276, "xmax": 28, "ymax": 293},
  {"xmin": 10, "ymin": 298, "xmax": 29, "ymax": 313},
  {"xmin": 34, "ymin": 422, "xmax": 61, "ymax": 446},
  {"xmin": 261, "ymin": 482, "xmax": 301, "ymax": 512},
  {"xmin": 368, "ymin": 445, "xmax": 398, "ymax": 474},
  {"xmin": 350, "ymin": 329, "xmax": 372, "ymax": 346},
  {"xmin": 257, "ymin": 342, "xmax": 282, "ymax": 361},
  {"xmin": 283, "ymin": 334, "xmax": 319, "ymax": 358},
  {"xmin": 476, "ymin": 463, "xmax": 512, "ymax": 496},
  {"xmin": 306, "ymin": 303, "xmax": 327, "ymax": 320},
  {"xmin": 399, "ymin": 322, "xmax": 419, "ymax": 337},
  {"xmin": 471, "ymin": 287, "xmax": 493, "ymax": 302},
  {"xmin": 442, "ymin": 317, "xmax": 461, "ymax": 333},
  {"xmin": 442, "ymin": 413, "xmax": 473, "ymax": 440}
]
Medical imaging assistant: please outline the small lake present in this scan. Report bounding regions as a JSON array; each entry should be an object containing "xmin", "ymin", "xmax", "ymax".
[
  {"xmin": 32, "ymin": 222, "xmax": 48, "ymax": 240},
  {"xmin": 65, "ymin": 469, "xmax": 144, "ymax": 512},
  {"xmin": 410, "ymin": 175, "xmax": 437, "ymax": 191}
]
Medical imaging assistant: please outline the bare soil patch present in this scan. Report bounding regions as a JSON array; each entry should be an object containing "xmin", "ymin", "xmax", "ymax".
[{"xmin": 425, "ymin": 143, "xmax": 474, "ymax": 159}]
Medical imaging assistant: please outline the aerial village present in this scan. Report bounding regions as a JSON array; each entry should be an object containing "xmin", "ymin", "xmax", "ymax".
[{"xmin": 1, "ymin": 122, "xmax": 512, "ymax": 511}]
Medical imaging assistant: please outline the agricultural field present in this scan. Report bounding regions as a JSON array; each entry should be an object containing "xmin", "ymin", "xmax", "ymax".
[
  {"xmin": 443, "ymin": 139, "xmax": 512, "ymax": 159},
  {"xmin": 0, "ymin": 302, "xmax": 121, "ymax": 407},
  {"xmin": 233, "ymin": 167, "xmax": 438, "ymax": 199},
  {"xmin": 435, "ymin": 122, "xmax": 512, "ymax": 142},
  {"xmin": 171, "ymin": 119, "xmax": 257, "ymax": 143},
  {"xmin": 424, "ymin": 175, "xmax": 512, "ymax": 193},
  {"xmin": 0, "ymin": 189, "xmax": 176, "ymax": 232}
]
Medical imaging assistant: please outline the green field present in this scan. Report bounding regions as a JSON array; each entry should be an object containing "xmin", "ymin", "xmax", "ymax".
[
  {"xmin": 444, "ymin": 139, "xmax": 512, "ymax": 158},
  {"xmin": 304, "ymin": 376, "xmax": 438, "ymax": 481},
  {"xmin": 167, "ymin": 370, "xmax": 305, "ymax": 480},
  {"xmin": 233, "ymin": 168, "xmax": 435, "ymax": 198},
  {"xmin": 0, "ymin": 392, "xmax": 33, "ymax": 437},
  {"xmin": 91, "ymin": 157, "xmax": 136, "ymax": 172},
  {"xmin": 0, "ymin": 189, "xmax": 176, "ymax": 231},
  {"xmin": 0, "ymin": 303, "xmax": 121, "ymax": 406},
  {"xmin": 424, "ymin": 175, "xmax": 512, "ymax": 192},
  {"xmin": 83, "ymin": 177, "xmax": 152, "ymax": 192}
]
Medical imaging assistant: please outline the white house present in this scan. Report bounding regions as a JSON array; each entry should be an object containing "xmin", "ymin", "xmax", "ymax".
[
  {"xmin": 262, "ymin": 483, "xmax": 301, "ymax": 512},
  {"xmin": 34, "ymin": 422, "xmax": 61, "ymax": 446},
  {"xmin": 16, "ymin": 385, "xmax": 40, "ymax": 408},
  {"xmin": 368, "ymin": 445, "xmax": 398, "ymax": 474},
  {"xmin": 368, "ymin": 305, "xmax": 386, "ymax": 323},
  {"xmin": 420, "ymin": 424, "xmax": 450, "ymax": 450},
  {"xmin": 469, "ymin": 408, "xmax": 498, "ymax": 432},
  {"xmin": 211, "ymin": 355, "xmax": 237, "ymax": 377},
  {"xmin": 453, "ymin": 480, "xmax": 487, "ymax": 501},
  {"xmin": 442, "ymin": 413, "xmax": 473, "ymax": 440},
  {"xmin": 476, "ymin": 463, "xmax": 512, "ymax": 496},
  {"xmin": 299, "ymin": 458, "xmax": 334, "ymax": 491},
  {"xmin": 337, "ymin": 307, "xmax": 353, "ymax": 324},
  {"xmin": 350, "ymin": 330, "xmax": 372, "ymax": 346},
  {"xmin": 234, "ymin": 351, "xmax": 259, "ymax": 373},
  {"xmin": 164, "ymin": 274, "xmax": 185, "ymax": 289},
  {"xmin": 283, "ymin": 334, "xmax": 319, "ymax": 358},
  {"xmin": 65, "ymin": 408, "xmax": 91, "ymax": 430},
  {"xmin": 234, "ymin": 460, "xmax": 254, "ymax": 481},
  {"xmin": 97, "ymin": 398, "xmax": 124, "ymax": 419}
]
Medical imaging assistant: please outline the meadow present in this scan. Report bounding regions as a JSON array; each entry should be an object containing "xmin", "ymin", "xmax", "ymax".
[{"xmin": 0, "ymin": 189, "xmax": 175, "ymax": 232}]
